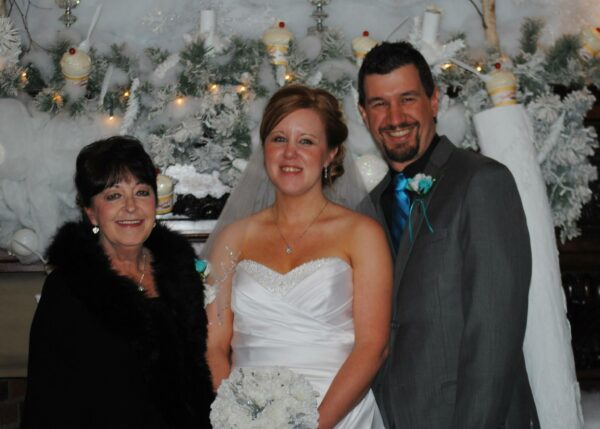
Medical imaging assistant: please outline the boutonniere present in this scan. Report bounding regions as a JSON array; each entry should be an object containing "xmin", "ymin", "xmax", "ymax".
[
  {"xmin": 405, "ymin": 173, "xmax": 436, "ymax": 241},
  {"xmin": 195, "ymin": 258, "xmax": 218, "ymax": 307},
  {"xmin": 406, "ymin": 173, "xmax": 435, "ymax": 196}
]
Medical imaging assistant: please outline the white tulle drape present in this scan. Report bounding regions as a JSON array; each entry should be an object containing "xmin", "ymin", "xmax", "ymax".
[{"xmin": 0, "ymin": 98, "xmax": 113, "ymax": 263}]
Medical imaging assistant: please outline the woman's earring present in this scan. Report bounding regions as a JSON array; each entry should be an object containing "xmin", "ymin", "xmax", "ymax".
[
  {"xmin": 92, "ymin": 225, "xmax": 99, "ymax": 235},
  {"xmin": 323, "ymin": 166, "xmax": 329, "ymax": 180}
]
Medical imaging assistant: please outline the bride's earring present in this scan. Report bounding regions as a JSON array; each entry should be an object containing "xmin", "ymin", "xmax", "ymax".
[
  {"xmin": 92, "ymin": 225, "xmax": 99, "ymax": 235},
  {"xmin": 323, "ymin": 165, "xmax": 329, "ymax": 180}
]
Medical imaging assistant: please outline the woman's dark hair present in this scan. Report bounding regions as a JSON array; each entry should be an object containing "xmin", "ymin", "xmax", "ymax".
[
  {"xmin": 75, "ymin": 135, "xmax": 157, "ymax": 208},
  {"xmin": 260, "ymin": 84, "xmax": 348, "ymax": 186},
  {"xmin": 358, "ymin": 41, "xmax": 436, "ymax": 106}
]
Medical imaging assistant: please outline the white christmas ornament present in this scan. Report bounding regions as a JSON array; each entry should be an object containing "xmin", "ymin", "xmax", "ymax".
[
  {"xmin": 437, "ymin": 103, "xmax": 467, "ymax": 144},
  {"xmin": 485, "ymin": 65, "xmax": 518, "ymax": 107},
  {"xmin": 306, "ymin": 70, "xmax": 323, "ymax": 87},
  {"xmin": 262, "ymin": 21, "xmax": 293, "ymax": 66},
  {"xmin": 152, "ymin": 53, "xmax": 180, "ymax": 81},
  {"xmin": 297, "ymin": 35, "xmax": 322, "ymax": 61},
  {"xmin": 450, "ymin": 59, "xmax": 517, "ymax": 107},
  {"xmin": 60, "ymin": 47, "xmax": 92, "ymax": 85},
  {"xmin": 352, "ymin": 31, "xmax": 377, "ymax": 66},
  {"xmin": 156, "ymin": 174, "xmax": 174, "ymax": 215},
  {"xmin": 11, "ymin": 228, "xmax": 39, "ymax": 257},
  {"xmin": 119, "ymin": 78, "xmax": 141, "ymax": 135},
  {"xmin": 356, "ymin": 153, "xmax": 388, "ymax": 191},
  {"xmin": 232, "ymin": 158, "xmax": 248, "ymax": 172}
]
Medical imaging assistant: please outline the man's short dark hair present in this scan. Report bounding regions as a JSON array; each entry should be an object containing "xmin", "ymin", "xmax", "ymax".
[{"xmin": 358, "ymin": 41, "xmax": 435, "ymax": 106}]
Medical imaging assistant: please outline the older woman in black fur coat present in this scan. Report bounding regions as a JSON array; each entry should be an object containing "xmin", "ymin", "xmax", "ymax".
[{"xmin": 23, "ymin": 136, "xmax": 213, "ymax": 428}]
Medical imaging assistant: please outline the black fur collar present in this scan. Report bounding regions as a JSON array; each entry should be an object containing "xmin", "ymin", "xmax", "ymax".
[{"xmin": 46, "ymin": 221, "xmax": 205, "ymax": 343}]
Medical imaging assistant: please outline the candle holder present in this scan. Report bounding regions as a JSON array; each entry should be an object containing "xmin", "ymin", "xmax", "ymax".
[
  {"xmin": 307, "ymin": 0, "xmax": 330, "ymax": 35},
  {"xmin": 55, "ymin": 0, "xmax": 80, "ymax": 28}
]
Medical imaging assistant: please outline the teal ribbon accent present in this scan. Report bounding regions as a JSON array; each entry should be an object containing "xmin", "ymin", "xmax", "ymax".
[{"xmin": 408, "ymin": 199, "xmax": 435, "ymax": 242}]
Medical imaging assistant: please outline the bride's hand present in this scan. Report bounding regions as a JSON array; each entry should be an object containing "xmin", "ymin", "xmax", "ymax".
[{"xmin": 316, "ymin": 411, "xmax": 335, "ymax": 429}]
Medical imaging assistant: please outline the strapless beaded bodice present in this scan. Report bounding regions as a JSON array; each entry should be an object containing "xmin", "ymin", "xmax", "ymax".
[
  {"xmin": 234, "ymin": 258, "xmax": 349, "ymax": 298},
  {"xmin": 230, "ymin": 257, "xmax": 384, "ymax": 428},
  {"xmin": 231, "ymin": 258, "xmax": 355, "ymax": 372}
]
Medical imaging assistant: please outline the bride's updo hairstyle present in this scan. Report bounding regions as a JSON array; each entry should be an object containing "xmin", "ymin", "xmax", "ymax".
[{"xmin": 259, "ymin": 84, "xmax": 348, "ymax": 186}]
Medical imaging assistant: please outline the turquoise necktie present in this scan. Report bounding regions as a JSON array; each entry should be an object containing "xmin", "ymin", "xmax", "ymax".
[{"xmin": 391, "ymin": 173, "xmax": 411, "ymax": 252}]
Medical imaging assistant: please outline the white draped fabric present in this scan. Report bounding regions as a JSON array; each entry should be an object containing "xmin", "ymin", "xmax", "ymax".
[
  {"xmin": 474, "ymin": 104, "xmax": 584, "ymax": 429},
  {"xmin": 0, "ymin": 98, "xmax": 112, "ymax": 262},
  {"xmin": 231, "ymin": 257, "xmax": 384, "ymax": 429}
]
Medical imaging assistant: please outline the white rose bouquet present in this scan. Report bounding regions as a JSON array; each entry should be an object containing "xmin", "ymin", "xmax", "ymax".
[{"xmin": 210, "ymin": 367, "xmax": 319, "ymax": 429}]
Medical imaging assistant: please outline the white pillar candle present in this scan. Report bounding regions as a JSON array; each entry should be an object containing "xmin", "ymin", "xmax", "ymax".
[
  {"xmin": 422, "ymin": 6, "xmax": 441, "ymax": 45},
  {"xmin": 200, "ymin": 9, "xmax": 216, "ymax": 50}
]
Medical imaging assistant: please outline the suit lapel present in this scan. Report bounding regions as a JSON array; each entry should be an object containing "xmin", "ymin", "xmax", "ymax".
[{"xmin": 392, "ymin": 138, "xmax": 456, "ymax": 309}]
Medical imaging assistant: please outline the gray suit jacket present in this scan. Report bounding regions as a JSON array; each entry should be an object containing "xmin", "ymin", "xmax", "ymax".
[{"xmin": 372, "ymin": 137, "xmax": 538, "ymax": 429}]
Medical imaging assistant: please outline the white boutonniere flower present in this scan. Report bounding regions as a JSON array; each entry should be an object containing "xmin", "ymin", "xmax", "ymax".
[{"xmin": 406, "ymin": 173, "xmax": 435, "ymax": 196}]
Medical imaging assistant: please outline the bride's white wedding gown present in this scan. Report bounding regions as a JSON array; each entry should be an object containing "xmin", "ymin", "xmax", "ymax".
[{"xmin": 231, "ymin": 257, "xmax": 384, "ymax": 428}]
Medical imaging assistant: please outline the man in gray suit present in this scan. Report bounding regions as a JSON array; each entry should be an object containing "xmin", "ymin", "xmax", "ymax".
[{"xmin": 358, "ymin": 41, "xmax": 539, "ymax": 428}]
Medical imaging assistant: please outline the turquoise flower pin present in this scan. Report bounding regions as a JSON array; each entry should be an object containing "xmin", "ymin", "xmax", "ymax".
[
  {"xmin": 406, "ymin": 173, "xmax": 435, "ymax": 196},
  {"xmin": 195, "ymin": 258, "xmax": 209, "ymax": 280},
  {"xmin": 405, "ymin": 173, "xmax": 436, "ymax": 241},
  {"xmin": 196, "ymin": 258, "xmax": 218, "ymax": 306}
]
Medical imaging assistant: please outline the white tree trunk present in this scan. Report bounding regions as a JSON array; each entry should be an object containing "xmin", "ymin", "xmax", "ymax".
[
  {"xmin": 482, "ymin": 0, "xmax": 500, "ymax": 50},
  {"xmin": 474, "ymin": 105, "xmax": 584, "ymax": 429}
]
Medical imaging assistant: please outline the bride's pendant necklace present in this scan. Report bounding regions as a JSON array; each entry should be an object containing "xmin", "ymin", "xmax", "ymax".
[
  {"xmin": 274, "ymin": 200, "xmax": 329, "ymax": 255},
  {"xmin": 137, "ymin": 250, "xmax": 147, "ymax": 292}
]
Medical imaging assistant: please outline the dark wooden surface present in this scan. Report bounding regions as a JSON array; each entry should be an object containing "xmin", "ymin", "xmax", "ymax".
[{"xmin": 0, "ymin": 249, "xmax": 44, "ymax": 273}]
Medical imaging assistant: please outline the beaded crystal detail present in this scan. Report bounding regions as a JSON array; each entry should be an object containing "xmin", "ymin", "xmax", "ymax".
[
  {"xmin": 204, "ymin": 246, "xmax": 239, "ymax": 308},
  {"xmin": 237, "ymin": 258, "xmax": 337, "ymax": 297}
]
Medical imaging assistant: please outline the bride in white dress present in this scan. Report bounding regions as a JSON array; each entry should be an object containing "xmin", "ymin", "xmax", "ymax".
[{"xmin": 204, "ymin": 85, "xmax": 392, "ymax": 428}]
